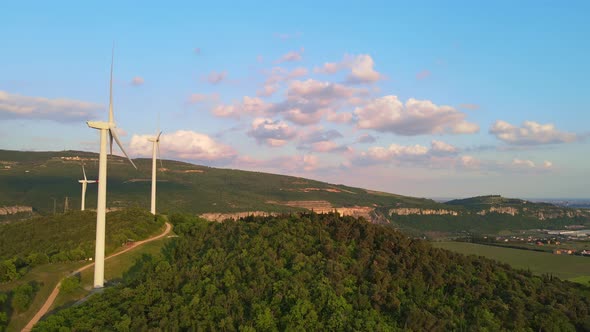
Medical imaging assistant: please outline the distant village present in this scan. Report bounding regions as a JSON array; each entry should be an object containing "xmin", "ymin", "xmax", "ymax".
[{"xmin": 492, "ymin": 226, "xmax": 590, "ymax": 256}]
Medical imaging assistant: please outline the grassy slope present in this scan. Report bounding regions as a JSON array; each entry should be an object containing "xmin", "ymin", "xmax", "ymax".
[
  {"xmin": 0, "ymin": 262, "xmax": 85, "ymax": 332},
  {"xmin": 50, "ymin": 234, "xmax": 171, "ymax": 313},
  {"xmin": 433, "ymin": 242, "xmax": 590, "ymax": 282}
]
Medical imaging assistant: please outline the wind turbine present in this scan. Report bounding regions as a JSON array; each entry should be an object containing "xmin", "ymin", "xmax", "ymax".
[
  {"xmin": 148, "ymin": 131, "xmax": 163, "ymax": 215},
  {"xmin": 78, "ymin": 165, "xmax": 97, "ymax": 211},
  {"xmin": 87, "ymin": 49, "xmax": 137, "ymax": 288}
]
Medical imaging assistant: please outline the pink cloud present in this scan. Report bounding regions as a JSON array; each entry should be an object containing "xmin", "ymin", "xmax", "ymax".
[
  {"xmin": 211, "ymin": 96, "xmax": 272, "ymax": 119},
  {"xmin": 345, "ymin": 54, "xmax": 383, "ymax": 84},
  {"xmin": 247, "ymin": 118, "xmax": 297, "ymax": 147},
  {"xmin": 188, "ymin": 93, "xmax": 219, "ymax": 104},
  {"xmin": 459, "ymin": 103, "xmax": 480, "ymax": 110},
  {"xmin": 130, "ymin": 76, "xmax": 145, "ymax": 86},
  {"xmin": 129, "ymin": 130, "xmax": 236, "ymax": 162},
  {"xmin": 416, "ymin": 70, "xmax": 431, "ymax": 80},
  {"xmin": 325, "ymin": 110, "xmax": 353, "ymax": 124},
  {"xmin": 490, "ymin": 120, "xmax": 577, "ymax": 145},
  {"xmin": 355, "ymin": 95, "xmax": 479, "ymax": 135},
  {"xmin": 207, "ymin": 71, "xmax": 227, "ymax": 84},
  {"xmin": 0, "ymin": 90, "xmax": 102, "ymax": 122},
  {"xmin": 277, "ymin": 48, "xmax": 304, "ymax": 63}
]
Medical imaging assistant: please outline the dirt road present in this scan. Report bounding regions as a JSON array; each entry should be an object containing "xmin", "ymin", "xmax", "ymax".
[{"xmin": 23, "ymin": 222, "xmax": 172, "ymax": 331}]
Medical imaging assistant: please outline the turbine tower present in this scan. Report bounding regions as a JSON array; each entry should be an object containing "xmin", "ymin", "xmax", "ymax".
[
  {"xmin": 148, "ymin": 131, "xmax": 162, "ymax": 215},
  {"xmin": 78, "ymin": 165, "xmax": 97, "ymax": 211},
  {"xmin": 87, "ymin": 49, "xmax": 137, "ymax": 288}
]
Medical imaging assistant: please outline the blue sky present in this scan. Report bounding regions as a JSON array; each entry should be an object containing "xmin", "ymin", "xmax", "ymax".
[{"xmin": 1, "ymin": 1, "xmax": 588, "ymax": 198}]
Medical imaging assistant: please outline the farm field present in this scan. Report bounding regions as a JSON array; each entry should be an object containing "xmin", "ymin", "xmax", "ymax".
[{"xmin": 433, "ymin": 241, "xmax": 590, "ymax": 283}]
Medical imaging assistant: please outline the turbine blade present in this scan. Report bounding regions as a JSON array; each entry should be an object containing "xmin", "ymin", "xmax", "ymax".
[
  {"xmin": 157, "ymin": 141, "xmax": 163, "ymax": 168},
  {"xmin": 82, "ymin": 164, "xmax": 87, "ymax": 180},
  {"xmin": 110, "ymin": 126, "xmax": 137, "ymax": 169},
  {"xmin": 108, "ymin": 46, "xmax": 115, "ymax": 124},
  {"xmin": 156, "ymin": 131, "xmax": 162, "ymax": 141}
]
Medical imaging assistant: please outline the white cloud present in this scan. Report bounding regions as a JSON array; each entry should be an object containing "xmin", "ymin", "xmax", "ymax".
[
  {"xmin": 512, "ymin": 158, "xmax": 536, "ymax": 168},
  {"xmin": 207, "ymin": 71, "xmax": 227, "ymax": 84},
  {"xmin": 283, "ymin": 108, "xmax": 325, "ymax": 125},
  {"xmin": 452, "ymin": 121, "xmax": 480, "ymax": 134},
  {"xmin": 490, "ymin": 120, "xmax": 577, "ymax": 145},
  {"xmin": 460, "ymin": 155, "xmax": 480, "ymax": 169},
  {"xmin": 297, "ymin": 128, "xmax": 350, "ymax": 153},
  {"xmin": 265, "ymin": 66, "xmax": 309, "ymax": 85},
  {"xmin": 288, "ymin": 79, "xmax": 361, "ymax": 102},
  {"xmin": 212, "ymin": 105, "xmax": 239, "ymax": 118},
  {"xmin": 130, "ymin": 77, "xmax": 145, "ymax": 86},
  {"xmin": 346, "ymin": 54, "xmax": 382, "ymax": 84},
  {"xmin": 252, "ymin": 79, "xmax": 365, "ymax": 126},
  {"xmin": 352, "ymin": 140, "xmax": 458, "ymax": 166},
  {"xmin": 355, "ymin": 143, "xmax": 429, "ymax": 165},
  {"xmin": 129, "ymin": 130, "xmax": 236, "ymax": 162},
  {"xmin": 511, "ymin": 159, "xmax": 554, "ymax": 170},
  {"xmin": 354, "ymin": 95, "xmax": 479, "ymax": 135},
  {"xmin": 0, "ymin": 90, "xmax": 102, "ymax": 122},
  {"xmin": 247, "ymin": 118, "xmax": 297, "ymax": 147}
]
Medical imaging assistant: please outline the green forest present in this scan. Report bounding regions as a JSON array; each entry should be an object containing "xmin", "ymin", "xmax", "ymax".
[{"xmin": 34, "ymin": 213, "xmax": 590, "ymax": 331}]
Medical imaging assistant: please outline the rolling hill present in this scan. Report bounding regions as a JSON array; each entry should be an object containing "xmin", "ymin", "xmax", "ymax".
[
  {"xmin": 0, "ymin": 149, "xmax": 443, "ymax": 217},
  {"xmin": 0, "ymin": 149, "xmax": 588, "ymax": 230}
]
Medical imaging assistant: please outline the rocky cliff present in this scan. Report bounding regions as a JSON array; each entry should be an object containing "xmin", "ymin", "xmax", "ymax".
[{"xmin": 0, "ymin": 205, "xmax": 33, "ymax": 215}]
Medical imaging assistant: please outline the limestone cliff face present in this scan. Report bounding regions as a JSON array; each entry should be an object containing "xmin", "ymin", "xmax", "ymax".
[
  {"xmin": 201, "ymin": 206, "xmax": 375, "ymax": 223},
  {"xmin": 389, "ymin": 205, "xmax": 589, "ymax": 220},
  {"xmin": 0, "ymin": 205, "xmax": 33, "ymax": 215},
  {"xmin": 531, "ymin": 209, "xmax": 587, "ymax": 220},
  {"xmin": 477, "ymin": 206, "xmax": 519, "ymax": 216},
  {"xmin": 389, "ymin": 208, "xmax": 459, "ymax": 216}
]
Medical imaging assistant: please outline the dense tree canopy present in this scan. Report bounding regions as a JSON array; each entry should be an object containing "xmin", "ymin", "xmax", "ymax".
[{"xmin": 35, "ymin": 213, "xmax": 590, "ymax": 331}]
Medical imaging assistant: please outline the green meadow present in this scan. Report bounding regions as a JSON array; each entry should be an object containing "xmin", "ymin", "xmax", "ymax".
[{"xmin": 433, "ymin": 241, "xmax": 590, "ymax": 283}]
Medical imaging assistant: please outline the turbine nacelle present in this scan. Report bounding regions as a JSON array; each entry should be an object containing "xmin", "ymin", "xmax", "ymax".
[{"xmin": 86, "ymin": 121, "xmax": 137, "ymax": 169}]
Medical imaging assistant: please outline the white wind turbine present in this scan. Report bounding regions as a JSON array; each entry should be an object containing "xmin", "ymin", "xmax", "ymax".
[
  {"xmin": 148, "ymin": 130, "xmax": 163, "ymax": 215},
  {"xmin": 87, "ymin": 50, "xmax": 137, "ymax": 288},
  {"xmin": 78, "ymin": 164, "xmax": 97, "ymax": 211}
]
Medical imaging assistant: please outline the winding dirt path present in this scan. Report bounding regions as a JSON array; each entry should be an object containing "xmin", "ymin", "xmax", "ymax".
[{"xmin": 23, "ymin": 222, "xmax": 172, "ymax": 331}]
